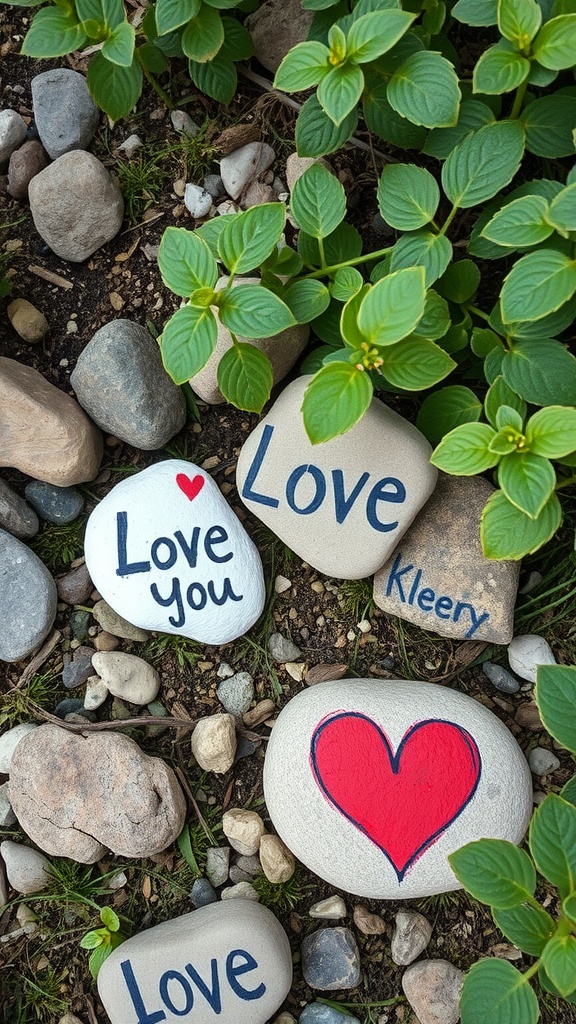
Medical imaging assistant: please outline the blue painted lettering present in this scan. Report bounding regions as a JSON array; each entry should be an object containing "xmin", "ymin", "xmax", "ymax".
[
  {"xmin": 151, "ymin": 578, "xmax": 186, "ymax": 629},
  {"xmin": 159, "ymin": 970, "xmax": 194, "ymax": 1016},
  {"xmin": 184, "ymin": 959, "xmax": 222, "ymax": 1014},
  {"xmin": 187, "ymin": 582, "xmax": 207, "ymax": 611},
  {"xmin": 208, "ymin": 578, "xmax": 243, "ymax": 606},
  {"xmin": 366, "ymin": 478, "xmax": 406, "ymax": 533},
  {"xmin": 435, "ymin": 596, "xmax": 453, "ymax": 619},
  {"xmin": 286, "ymin": 465, "xmax": 326, "ymax": 515},
  {"xmin": 204, "ymin": 526, "xmax": 233, "ymax": 563},
  {"xmin": 408, "ymin": 569, "xmax": 422, "ymax": 605},
  {"xmin": 383, "ymin": 555, "xmax": 490, "ymax": 637},
  {"xmin": 241, "ymin": 424, "xmax": 279, "ymax": 508},
  {"xmin": 385, "ymin": 554, "xmax": 414, "ymax": 603},
  {"xmin": 417, "ymin": 587, "xmax": 435, "ymax": 612},
  {"xmin": 120, "ymin": 960, "xmax": 166, "ymax": 1024},
  {"xmin": 116, "ymin": 511, "xmax": 151, "ymax": 577},
  {"xmin": 331, "ymin": 470, "xmax": 370, "ymax": 524},
  {"xmin": 151, "ymin": 537, "xmax": 178, "ymax": 571},
  {"xmin": 454, "ymin": 601, "xmax": 490, "ymax": 636},
  {"xmin": 174, "ymin": 527, "xmax": 200, "ymax": 568},
  {"xmin": 226, "ymin": 950, "xmax": 266, "ymax": 1001}
]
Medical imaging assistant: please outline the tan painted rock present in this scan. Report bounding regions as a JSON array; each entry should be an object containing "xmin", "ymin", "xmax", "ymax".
[
  {"xmin": 0, "ymin": 357, "xmax": 102, "ymax": 486},
  {"xmin": 246, "ymin": 0, "xmax": 314, "ymax": 73},
  {"xmin": 8, "ymin": 724, "xmax": 186, "ymax": 863},
  {"xmin": 189, "ymin": 277, "xmax": 309, "ymax": 405},
  {"xmin": 8, "ymin": 298, "xmax": 49, "ymax": 343},
  {"xmin": 373, "ymin": 475, "xmax": 520, "ymax": 643},
  {"xmin": 237, "ymin": 376, "xmax": 437, "ymax": 579}
]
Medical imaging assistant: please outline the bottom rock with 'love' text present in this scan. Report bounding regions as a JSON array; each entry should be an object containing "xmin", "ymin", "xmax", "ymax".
[{"xmin": 263, "ymin": 679, "xmax": 532, "ymax": 898}]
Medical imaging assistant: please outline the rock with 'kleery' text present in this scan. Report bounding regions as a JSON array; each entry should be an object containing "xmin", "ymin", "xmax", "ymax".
[
  {"xmin": 97, "ymin": 900, "xmax": 292, "ymax": 1024},
  {"xmin": 373, "ymin": 475, "xmax": 520, "ymax": 644},
  {"xmin": 84, "ymin": 460, "xmax": 265, "ymax": 645},
  {"xmin": 236, "ymin": 376, "xmax": 437, "ymax": 580},
  {"xmin": 263, "ymin": 678, "xmax": 532, "ymax": 899}
]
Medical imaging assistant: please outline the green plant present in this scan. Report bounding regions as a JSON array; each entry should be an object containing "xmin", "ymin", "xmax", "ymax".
[
  {"xmin": 9, "ymin": 969, "xmax": 68, "ymax": 1022},
  {"xmin": 251, "ymin": 864, "xmax": 312, "ymax": 910},
  {"xmin": 0, "ymin": 671, "xmax": 59, "ymax": 728},
  {"xmin": 117, "ymin": 150, "xmax": 171, "ymax": 223},
  {"xmin": 79, "ymin": 905, "xmax": 130, "ymax": 979},
  {"xmin": 449, "ymin": 661, "xmax": 576, "ymax": 1023},
  {"xmin": 144, "ymin": 632, "xmax": 203, "ymax": 669},
  {"xmin": 30, "ymin": 517, "xmax": 87, "ymax": 570}
]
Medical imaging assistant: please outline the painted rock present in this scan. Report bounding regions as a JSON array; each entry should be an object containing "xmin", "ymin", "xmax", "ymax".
[
  {"xmin": 84, "ymin": 461, "xmax": 265, "ymax": 644},
  {"xmin": 236, "ymin": 377, "xmax": 437, "ymax": 579},
  {"xmin": 373, "ymin": 475, "xmax": 520, "ymax": 643},
  {"xmin": 97, "ymin": 900, "xmax": 292, "ymax": 1024},
  {"xmin": 263, "ymin": 679, "xmax": 532, "ymax": 898}
]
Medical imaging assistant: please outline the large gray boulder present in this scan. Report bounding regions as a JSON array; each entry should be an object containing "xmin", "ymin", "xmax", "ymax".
[{"xmin": 31, "ymin": 69, "xmax": 99, "ymax": 159}]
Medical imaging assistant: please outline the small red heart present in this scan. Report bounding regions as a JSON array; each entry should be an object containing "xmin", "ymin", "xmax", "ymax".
[
  {"xmin": 310, "ymin": 713, "xmax": 481, "ymax": 881},
  {"xmin": 176, "ymin": 473, "xmax": 205, "ymax": 502}
]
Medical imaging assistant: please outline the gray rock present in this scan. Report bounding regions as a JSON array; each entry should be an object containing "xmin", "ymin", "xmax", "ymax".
[
  {"xmin": 28, "ymin": 151, "xmax": 124, "ymax": 262},
  {"xmin": 300, "ymin": 1005, "xmax": 359, "ymax": 1024},
  {"xmin": 301, "ymin": 927, "xmax": 361, "ymax": 991},
  {"xmin": 0, "ymin": 529, "xmax": 57, "ymax": 662},
  {"xmin": 118, "ymin": 134, "xmax": 142, "ymax": 157},
  {"xmin": 206, "ymin": 846, "xmax": 230, "ymax": 887},
  {"xmin": 220, "ymin": 880, "xmax": 259, "ymax": 901},
  {"xmin": 84, "ymin": 676, "xmax": 109, "ymax": 711},
  {"xmin": 234, "ymin": 735, "xmax": 261, "ymax": 762},
  {"xmin": 31, "ymin": 69, "xmax": 99, "ymax": 160},
  {"xmin": 528, "ymin": 746, "xmax": 561, "ymax": 776},
  {"xmin": 204, "ymin": 174, "xmax": 225, "ymax": 198},
  {"xmin": 184, "ymin": 183, "xmax": 212, "ymax": 218},
  {"xmin": 0, "ymin": 782, "xmax": 17, "ymax": 826},
  {"xmin": 508, "ymin": 634, "xmax": 556, "ymax": 683},
  {"xmin": 70, "ymin": 609, "xmax": 91, "ymax": 639},
  {"xmin": 56, "ymin": 562, "xmax": 92, "ymax": 604},
  {"xmin": 391, "ymin": 910, "xmax": 433, "ymax": 966},
  {"xmin": 0, "ymin": 840, "xmax": 52, "ymax": 894},
  {"xmin": 171, "ymin": 110, "xmax": 200, "ymax": 137},
  {"xmin": 8, "ymin": 139, "xmax": 49, "ymax": 199},
  {"xmin": 0, "ymin": 859, "xmax": 7, "ymax": 908},
  {"xmin": 269, "ymin": 632, "xmax": 302, "ymax": 663},
  {"xmin": 54, "ymin": 698, "xmax": 96, "ymax": 721},
  {"xmin": 246, "ymin": 0, "xmax": 314, "ymax": 73},
  {"xmin": 70, "ymin": 319, "xmax": 186, "ymax": 450},
  {"xmin": 0, "ymin": 479, "xmax": 39, "ymax": 539},
  {"xmin": 234, "ymin": 853, "xmax": 261, "ymax": 877},
  {"xmin": 220, "ymin": 142, "xmax": 275, "ymax": 200},
  {"xmin": 62, "ymin": 651, "xmax": 95, "ymax": 690},
  {"xmin": 482, "ymin": 662, "xmax": 520, "ymax": 694},
  {"xmin": 402, "ymin": 960, "xmax": 463, "ymax": 1024},
  {"xmin": 24, "ymin": 480, "xmax": 84, "ymax": 524},
  {"xmin": 229, "ymin": 864, "xmax": 253, "ymax": 884},
  {"xmin": 190, "ymin": 877, "xmax": 218, "ymax": 907},
  {"xmin": 217, "ymin": 670, "xmax": 254, "ymax": 717},
  {"xmin": 0, "ymin": 109, "xmax": 27, "ymax": 165},
  {"xmin": 519, "ymin": 571, "xmax": 542, "ymax": 595},
  {"xmin": 91, "ymin": 599, "xmax": 148, "ymax": 641}
]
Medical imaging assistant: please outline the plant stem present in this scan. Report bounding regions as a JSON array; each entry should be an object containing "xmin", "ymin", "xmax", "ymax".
[
  {"xmin": 522, "ymin": 959, "xmax": 541, "ymax": 983},
  {"xmin": 510, "ymin": 78, "xmax": 529, "ymax": 120},
  {"xmin": 301, "ymin": 245, "xmax": 392, "ymax": 281},
  {"xmin": 466, "ymin": 304, "xmax": 490, "ymax": 322},
  {"xmin": 318, "ymin": 234, "xmax": 327, "ymax": 271},
  {"xmin": 439, "ymin": 203, "xmax": 459, "ymax": 236},
  {"xmin": 555, "ymin": 474, "xmax": 576, "ymax": 491},
  {"xmin": 140, "ymin": 65, "xmax": 174, "ymax": 111}
]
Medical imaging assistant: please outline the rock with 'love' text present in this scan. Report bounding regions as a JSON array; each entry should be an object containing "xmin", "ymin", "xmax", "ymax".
[
  {"xmin": 97, "ymin": 900, "xmax": 292, "ymax": 1024},
  {"xmin": 263, "ymin": 679, "xmax": 532, "ymax": 899},
  {"xmin": 84, "ymin": 461, "xmax": 265, "ymax": 645},
  {"xmin": 236, "ymin": 376, "xmax": 437, "ymax": 579}
]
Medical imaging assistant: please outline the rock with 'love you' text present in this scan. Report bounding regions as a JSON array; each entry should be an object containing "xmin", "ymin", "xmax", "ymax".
[
  {"xmin": 236, "ymin": 376, "xmax": 437, "ymax": 579},
  {"xmin": 263, "ymin": 679, "xmax": 532, "ymax": 899},
  {"xmin": 84, "ymin": 461, "xmax": 265, "ymax": 645}
]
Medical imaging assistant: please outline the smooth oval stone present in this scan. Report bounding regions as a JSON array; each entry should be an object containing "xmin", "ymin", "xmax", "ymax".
[
  {"xmin": 84, "ymin": 460, "xmax": 265, "ymax": 644},
  {"xmin": 236, "ymin": 376, "xmax": 437, "ymax": 579},
  {"xmin": 0, "ymin": 528, "xmax": 57, "ymax": 662},
  {"xmin": 263, "ymin": 679, "xmax": 532, "ymax": 899},
  {"xmin": 97, "ymin": 900, "xmax": 292, "ymax": 1024}
]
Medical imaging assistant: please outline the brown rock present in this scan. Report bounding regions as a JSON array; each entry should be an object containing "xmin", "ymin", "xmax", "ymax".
[
  {"xmin": 402, "ymin": 959, "xmax": 463, "ymax": 1024},
  {"xmin": 243, "ymin": 699, "xmax": 276, "ymax": 728},
  {"xmin": 215, "ymin": 124, "xmax": 261, "ymax": 155},
  {"xmin": 259, "ymin": 834, "xmax": 295, "ymax": 883},
  {"xmin": 305, "ymin": 663, "xmax": 348, "ymax": 686},
  {"xmin": 241, "ymin": 181, "xmax": 275, "ymax": 209},
  {"xmin": 515, "ymin": 702, "xmax": 544, "ymax": 731},
  {"xmin": 56, "ymin": 562, "xmax": 93, "ymax": 604},
  {"xmin": 94, "ymin": 630, "xmax": 120, "ymax": 652},
  {"xmin": 353, "ymin": 904, "xmax": 386, "ymax": 935},
  {"xmin": 7, "ymin": 298, "xmax": 49, "ymax": 344},
  {"xmin": 0, "ymin": 357, "xmax": 103, "ymax": 486},
  {"xmin": 7, "ymin": 139, "xmax": 49, "ymax": 199},
  {"xmin": 8, "ymin": 724, "xmax": 186, "ymax": 863},
  {"xmin": 246, "ymin": 0, "xmax": 314, "ymax": 73}
]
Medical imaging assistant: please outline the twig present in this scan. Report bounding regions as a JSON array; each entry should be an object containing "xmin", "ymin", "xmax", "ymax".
[
  {"xmin": 120, "ymin": 211, "xmax": 165, "ymax": 234},
  {"xmin": 27, "ymin": 264, "xmax": 74, "ymax": 289},
  {"xmin": 175, "ymin": 767, "xmax": 215, "ymax": 843},
  {"xmin": 23, "ymin": 706, "xmax": 199, "ymax": 734},
  {"xmin": 14, "ymin": 630, "xmax": 61, "ymax": 690}
]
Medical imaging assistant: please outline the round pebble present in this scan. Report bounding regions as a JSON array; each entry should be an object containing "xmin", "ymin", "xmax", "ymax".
[
  {"xmin": 190, "ymin": 877, "xmax": 218, "ymax": 907},
  {"xmin": 24, "ymin": 481, "xmax": 84, "ymax": 524},
  {"xmin": 184, "ymin": 183, "xmax": 212, "ymax": 218},
  {"xmin": 482, "ymin": 662, "xmax": 520, "ymax": 694},
  {"xmin": 301, "ymin": 927, "xmax": 361, "ymax": 990},
  {"xmin": 309, "ymin": 895, "xmax": 347, "ymax": 920},
  {"xmin": 300, "ymin": 1005, "xmax": 359, "ymax": 1024},
  {"xmin": 528, "ymin": 746, "xmax": 561, "ymax": 776},
  {"xmin": 217, "ymin": 671, "xmax": 254, "ymax": 717},
  {"xmin": 508, "ymin": 634, "xmax": 556, "ymax": 683}
]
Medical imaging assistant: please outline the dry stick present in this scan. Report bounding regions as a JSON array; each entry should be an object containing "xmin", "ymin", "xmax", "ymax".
[
  {"xmin": 175, "ymin": 766, "xmax": 215, "ymax": 842},
  {"xmin": 20, "ymin": 705, "xmax": 199, "ymax": 734},
  {"xmin": 14, "ymin": 630, "xmax": 62, "ymax": 689},
  {"xmin": 238, "ymin": 65, "xmax": 393, "ymax": 163},
  {"xmin": 27, "ymin": 264, "xmax": 74, "ymax": 289}
]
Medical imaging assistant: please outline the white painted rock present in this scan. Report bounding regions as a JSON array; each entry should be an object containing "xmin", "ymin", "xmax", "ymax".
[
  {"xmin": 373, "ymin": 475, "xmax": 520, "ymax": 643},
  {"xmin": 84, "ymin": 460, "xmax": 265, "ymax": 645},
  {"xmin": 263, "ymin": 679, "xmax": 532, "ymax": 898},
  {"xmin": 0, "ymin": 722, "xmax": 37, "ymax": 774},
  {"xmin": 97, "ymin": 900, "xmax": 292, "ymax": 1024},
  {"xmin": 91, "ymin": 651, "xmax": 160, "ymax": 705},
  {"xmin": 508, "ymin": 634, "xmax": 556, "ymax": 683},
  {"xmin": 237, "ymin": 377, "xmax": 437, "ymax": 579},
  {"xmin": 220, "ymin": 142, "xmax": 275, "ymax": 200}
]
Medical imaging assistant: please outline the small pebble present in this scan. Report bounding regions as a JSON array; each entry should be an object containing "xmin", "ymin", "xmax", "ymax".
[
  {"xmin": 171, "ymin": 109, "xmax": 200, "ymax": 137},
  {"xmin": 206, "ymin": 847, "xmax": 230, "ymax": 887},
  {"xmin": 62, "ymin": 651, "xmax": 94, "ymax": 690},
  {"xmin": 519, "ymin": 571, "xmax": 542, "ymax": 594},
  {"xmin": 268, "ymin": 632, "xmax": 302, "ymax": 663},
  {"xmin": 204, "ymin": 174, "xmax": 225, "ymax": 198},
  {"xmin": 222, "ymin": 808, "xmax": 265, "ymax": 855},
  {"xmin": 402, "ymin": 959, "xmax": 463, "ymax": 1024},
  {"xmin": 118, "ymin": 134, "xmax": 142, "ymax": 157},
  {"xmin": 217, "ymin": 661, "xmax": 235, "ymax": 679},
  {"xmin": 528, "ymin": 746, "xmax": 561, "ymax": 776},
  {"xmin": 391, "ymin": 910, "xmax": 432, "ymax": 966},
  {"xmin": 217, "ymin": 671, "xmax": 254, "ymax": 717},
  {"xmin": 259, "ymin": 834, "xmax": 295, "ymax": 883},
  {"xmin": 309, "ymin": 895, "xmax": 347, "ymax": 920},
  {"xmin": 24, "ymin": 481, "xmax": 84, "ymax": 524},
  {"xmin": 56, "ymin": 562, "xmax": 92, "ymax": 604},
  {"xmin": 353, "ymin": 905, "xmax": 385, "ymax": 935},
  {"xmin": 234, "ymin": 854, "xmax": 261, "ymax": 877},
  {"xmin": 275, "ymin": 575, "xmax": 292, "ymax": 594},
  {"xmin": 482, "ymin": 662, "xmax": 520, "ymax": 694},
  {"xmin": 0, "ymin": 722, "xmax": 37, "ymax": 774},
  {"xmin": 220, "ymin": 881, "xmax": 259, "ymax": 901},
  {"xmin": 0, "ymin": 840, "xmax": 52, "ymax": 894},
  {"xmin": 92, "ymin": 599, "xmax": 148, "ymax": 641},
  {"xmin": 301, "ymin": 927, "xmax": 361, "ymax": 990},
  {"xmin": 92, "ymin": 651, "xmax": 160, "ymax": 705},
  {"xmin": 84, "ymin": 675, "xmax": 109, "ymax": 710},
  {"xmin": 190, "ymin": 877, "xmax": 218, "ymax": 907},
  {"xmin": 70, "ymin": 609, "xmax": 91, "ymax": 639},
  {"xmin": 184, "ymin": 182, "xmax": 212, "ymax": 218},
  {"xmin": 0, "ymin": 783, "xmax": 17, "ymax": 827},
  {"xmin": 7, "ymin": 298, "xmax": 49, "ymax": 343},
  {"xmin": 299, "ymin": 1005, "xmax": 359, "ymax": 1024},
  {"xmin": 191, "ymin": 713, "xmax": 237, "ymax": 773},
  {"xmin": 94, "ymin": 630, "xmax": 119, "ymax": 651},
  {"xmin": 54, "ymin": 698, "xmax": 96, "ymax": 721},
  {"xmin": 508, "ymin": 634, "xmax": 556, "ymax": 683}
]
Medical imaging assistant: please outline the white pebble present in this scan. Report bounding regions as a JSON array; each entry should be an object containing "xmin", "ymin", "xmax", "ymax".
[
  {"xmin": 309, "ymin": 894, "xmax": 347, "ymax": 919},
  {"xmin": 508, "ymin": 634, "xmax": 556, "ymax": 683},
  {"xmin": 184, "ymin": 183, "xmax": 212, "ymax": 218}
]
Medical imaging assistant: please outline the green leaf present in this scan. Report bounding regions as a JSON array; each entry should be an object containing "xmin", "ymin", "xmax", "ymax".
[
  {"xmin": 22, "ymin": 7, "xmax": 87, "ymax": 56},
  {"xmin": 218, "ymin": 285, "xmax": 295, "ymax": 338},
  {"xmin": 291, "ymin": 162, "xmax": 346, "ymax": 238},
  {"xmin": 330, "ymin": 267, "xmax": 364, "ymax": 302},
  {"xmin": 377, "ymin": 164, "xmax": 440, "ymax": 231},
  {"xmin": 501, "ymin": 250, "xmax": 576, "ymax": 325},
  {"xmin": 539, "ymin": 964, "xmax": 576, "ymax": 1003},
  {"xmin": 390, "ymin": 231, "xmax": 452, "ymax": 288},
  {"xmin": 542, "ymin": 934, "xmax": 576, "ymax": 998},
  {"xmin": 77, "ymin": 0, "xmax": 124, "ymax": 25},
  {"xmin": 160, "ymin": 305, "xmax": 218, "ymax": 384},
  {"xmin": 471, "ymin": 328, "xmax": 502, "ymax": 357},
  {"xmin": 340, "ymin": 287, "xmax": 370, "ymax": 348},
  {"xmin": 489, "ymin": 427, "xmax": 519, "ymax": 456},
  {"xmin": 177, "ymin": 823, "xmax": 200, "ymax": 872},
  {"xmin": 219, "ymin": 17, "xmax": 253, "ymax": 61},
  {"xmin": 498, "ymin": 451, "xmax": 556, "ymax": 519},
  {"xmin": 358, "ymin": 268, "xmax": 426, "ymax": 346},
  {"xmin": 158, "ymin": 227, "xmax": 218, "ymax": 297},
  {"xmin": 417, "ymin": 386, "xmax": 482, "ymax": 446},
  {"xmin": 156, "ymin": 0, "xmax": 201, "ymax": 34},
  {"xmin": 296, "ymin": 95, "xmax": 358, "ymax": 157},
  {"xmin": 473, "ymin": 42, "xmax": 530, "ymax": 95},
  {"xmin": 89, "ymin": 943, "xmax": 113, "ymax": 980},
  {"xmin": 535, "ymin": 664, "xmax": 576, "ymax": 754},
  {"xmin": 460, "ymin": 959, "xmax": 539, "ymax": 1024},
  {"xmin": 452, "ymin": 0, "xmax": 497, "ymax": 24},
  {"xmin": 495, "ymin": 405, "xmax": 523, "ymax": 433},
  {"xmin": 137, "ymin": 41, "xmax": 169, "ymax": 73},
  {"xmin": 273, "ymin": 41, "xmax": 330, "ymax": 91},
  {"xmin": 564, "ymin": 893, "xmax": 576, "ymax": 924},
  {"xmin": 526, "ymin": 405, "xmax": 576, "ymax": 458},
  {"xmin": 80, "ymin": 930, "xmax": 106, "ymax": 950},
  {"xmin": 521, "ymin": 93, "xmax": 576, "ymax": 158},
  {"xmin": 317, "ymin": 62, "xmax": 364, "ymax": 127},
  {"xmin": 346, "ymin": 9, "xmax": 414, "ymax": 62},
  {"xmin": 481, "ymin": 194, "xmax": 553, "ymax": 248},
  {"xmin": 100, "ymin": 906, "xmax": 120, "ymax": 931},
  {"xmin": 498, "ymin": 0, "xmax": 542, "ymax": 44},
  {"xmin": 217, "ymin": 343, "xmax": 273, "ymax": 413},
  {"xmin": 562, "ymin": 776, "xmax": 576, "ymax": 806},
  {"xmin": 415, "ymin": 290, "xmax": 451, "ymax": 340},
  {"xmin": 188, "ymin": 57, "xmax": 237, "ymax": 103},
  {"xmin": 481, "ymin": 489, "xmax": 562, "ymax": 559},
  {"xmin": 533, "ymin": 14, "xmax": 576, "ymax": 69},
  {"xmin": 284, "ymin": 279, "xmax": 330, "ymax": 322},
  {"xmin": 493, "ymin": 903, "xmax": 555, "ymax": 957},
  {"xmin": 442, "ymin": 121, "xmax": 524, "ymax": 209},
  {"xmin": 181, "ymin": 4, "xmax": 224, "ymax": 61},
  {"xmin": 87, "ymin": 52, "xmax": 142, "ymax": 121},
  {"xmin": 548, "ymin": 182, "xmax": 576, "ymax": 235},
  {"xmin": 449, "ymin": 839, "xmax": 536, "ymax": 908},
  {"xmin": 485, "ymin": 376, "xmax": 526, "ymax": 428},
  {"xmin": 381, "ymin": 336, "xmax": 455, "ymax": 390},
  {"xmin": 302, "ymin": 362, "xmax": 373, "ymax": 443},
  {"xmin": 101, "ymin": 20, "xmax": 135, "ymax": 66},
  {"xmin": 218, "ymin": 204, "xmax": 285, "ymax": 274},
  {"xmin": 387, "ymin": 51, "xmax": 461, "ymax": 128},
  {"xmin": 431, "ymin": 422, "xmax": 499, "ymax": 474},
  {"xmin": 424, "ymin": 99, "xmax": 495, "ymax": 159},
  {"xmin": 502, "ymin": 339, "xmax": 576, "ymax": 406},
  {"xmin": 530, "ymin": 794, "xmax": 576, "ymax": 897},
  {"xmin": 363, "ymin": 76, "xmax": 428, "ymax": 150},
  {"xmin": 195, "ymin": 215, "xmax": 233, "ymax": 257},
  {"xmin": 436, "ymin": 259, "xmax": 480, "ymax": 303}
]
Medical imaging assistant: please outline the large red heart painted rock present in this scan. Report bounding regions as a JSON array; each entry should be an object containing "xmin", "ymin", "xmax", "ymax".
[
  {"xmin": 263, "ymin": 679, "xmax": 533, "ymax": 898},
  {"xmin": 310, "ymin": 713, "xmax": 481, "ymax": 880}
]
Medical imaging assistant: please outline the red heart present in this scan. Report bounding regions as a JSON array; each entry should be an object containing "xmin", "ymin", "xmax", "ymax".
[
  {"xmin": 176, "ymin": 473, "xmax": 205, "ymax": 502},
  {"xmin": 310, "ymin": 713, "xmax": 481, "ymax": 880}
]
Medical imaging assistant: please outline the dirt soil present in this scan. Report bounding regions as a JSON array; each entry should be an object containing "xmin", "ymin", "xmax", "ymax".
[{"xmin": 1, "ymin": 8, "xmax": 576, "ymax": 1024}]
